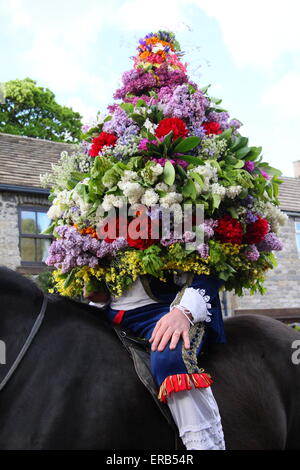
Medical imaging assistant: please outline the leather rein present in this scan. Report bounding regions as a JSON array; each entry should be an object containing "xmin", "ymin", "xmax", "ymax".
[{"xmin": 0, "ymin": 294, "xmax": 48, "ymax": 392}]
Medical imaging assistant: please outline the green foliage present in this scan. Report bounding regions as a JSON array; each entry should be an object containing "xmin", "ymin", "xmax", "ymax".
[
  {"xmin": 36, "ymin": 269, "xmax": 56, "ymax": 293},
  {"xmin": 0, "ymin": 78, "xmax": 83, "ymax": 142}
]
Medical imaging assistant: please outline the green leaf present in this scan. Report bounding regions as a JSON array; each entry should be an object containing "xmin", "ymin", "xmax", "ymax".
[
  {"xmin": 211, "ymin": 194, "xmax": 221, "ymax": 210},
  {"xmin": 41, "ymin": 221, "xmax": 56, "ymax": 235},
  {"xmin": 135, "ymin": 99, "xmax": 147, "ymax": 108},
  {"xmin": 182, "ymin": 179, "xmax": 197, "ymax": 200},
  {"xmin": 162, "ymin": 131, "xmax": 173, "ymax": 150},
  {"xmin": 235, "ymin": 146, "xmax": 251, "ymax": 159},
  {"xmin": 163, "ymin": 160, "xmax": 176, "ymax": 186},
  {"xmin": 173, "ymin": 154, "xmax": 203, "ymax": 165},
  {"xmin": 129, "ymin": 113, "xmax": 145, "ymax": 126},
  {"xmin": 175, "ymin": 164, "xmax": 187, "ymax": 180},
  {"xmin": 216, "ymin": 127, "xmax": 233, "ymax": 142},
  {"xmin": 229, "ymin": 136, "xmax": 248, "ymax": 152},
  {"xmin": 227, "ymin": 207, "xmax": 239, "ymax": 219},
  {"xmin": 201, "ymin": 84, "xmax": 211, "ymax": 94},
  {"xmin": 120, "ymin": 102, "xmax": 134, "ymax": 114},
  {"xmin": 233, "ymin": 160, "xmax": 245, "ymax": 169},
  {"xmin": 189, "ymin": 171, "xmax": 204, "ymax": 186},
  {"xmin": 246, "ymin": 146, "xmax": 262, "ymax": 161},
  {"xmin": 173, "ymin": 136, "xmax": 201, "ymax": 153},
  {"xmin": 63, "ymin": 269, "xmax": 77, "ymax": 289}
]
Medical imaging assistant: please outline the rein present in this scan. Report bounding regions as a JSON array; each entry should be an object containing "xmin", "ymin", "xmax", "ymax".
[{"xmin": 0, "ymin": 294, "xmax": 48, "ymax": 392}]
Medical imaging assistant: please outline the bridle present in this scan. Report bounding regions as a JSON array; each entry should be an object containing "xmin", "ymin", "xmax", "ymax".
[{"xmin": 0, "ymin": 294, "xmax": 48, "ymax": 392}]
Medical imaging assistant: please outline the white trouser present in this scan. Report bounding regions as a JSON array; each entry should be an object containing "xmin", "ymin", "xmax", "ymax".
[{"xmin": 167, "ymin": 386, "xmax": 226, "ymax": 450}]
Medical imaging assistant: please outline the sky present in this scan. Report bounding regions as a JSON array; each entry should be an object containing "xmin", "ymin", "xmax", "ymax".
[{"xmin": 1, "ymin": 0, "xmax": 300, "ymax": 177}]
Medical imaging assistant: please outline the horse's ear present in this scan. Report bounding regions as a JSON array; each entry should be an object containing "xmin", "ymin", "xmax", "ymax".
[{"xmin": 0, "ymin": 266, "xmax": 42, "ymax": 298}]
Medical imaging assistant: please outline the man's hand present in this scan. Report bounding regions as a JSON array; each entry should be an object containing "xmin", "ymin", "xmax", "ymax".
[{"xmin": 149, "ymin": 307, "xmax": 191, "ymax": 352}]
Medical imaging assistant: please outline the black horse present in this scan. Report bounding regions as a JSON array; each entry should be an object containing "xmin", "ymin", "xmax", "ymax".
[{"xmin": 0, "ymin": 267, "xmax": 300, "ymax": 450}]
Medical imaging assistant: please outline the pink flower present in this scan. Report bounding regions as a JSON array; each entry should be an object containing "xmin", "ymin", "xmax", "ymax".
[
  {"xmin": 138, "ymin": 138, "xmax": 158, "ymax": 151},
  {"xmin": 260, "ymin": 170, "xmax": 270, "ymax": 180}
]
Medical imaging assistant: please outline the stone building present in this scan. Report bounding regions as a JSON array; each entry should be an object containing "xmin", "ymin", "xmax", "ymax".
[
  {"xmin": 0, "ymin": 133, "xmax": 73, "ymax": 275},
  {"xmin": 0, "ymin": 132, "xmax": 299, "ymax": 320},
  {"xmin": 230, "ymin": 168, "xmax": 300, "ymax": 321}
]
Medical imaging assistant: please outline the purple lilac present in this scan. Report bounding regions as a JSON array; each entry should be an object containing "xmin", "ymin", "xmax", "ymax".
[
  {"xmin": 114, "ymin": 69, "xmax": 157, "ymax": 100},
  {"xmin": 257, "ymin": 232, "xmax": 283, "ymax": 252},
  {"xmin": 183, "ymin": 231, "xmax": 196, "ymax": 242},
  {"xmin": 245, "ymin": 211, "xmax": 259, "ymax": 224},
  {"xmin": 228, "ymin": 119, "xmax": 241, "ymax": 130},
  {"xmin": 207, "ymin": 111, "xmax": 230, "ymax": 130},
  {"xmin": 242, "ymin": 195, "xmax": 254, "ymax": 207},
  {"xmin": 244, "ymin": 245, "xmax": 260, "ymax": 261},
  {"xmin": 159, "ymin": 84, "xmax": 208, "ymax": 127},
  {"xmin": 46, "ymin": 226, "xmax": 128, "ymax": 273},
  {"xmin": 103, "ymin": 106, "xmax": 138, "ymax": 137},
  {"xmin": 155, "ymin": 64, "xmax": 188, "ymax": 89},
  {"xmin": 198, "ymin": 219, "xmax": 218, "ymax": 240},
  {"xmin": 197, "ymin": 243, "xmax": 209, "ymax": 258}
]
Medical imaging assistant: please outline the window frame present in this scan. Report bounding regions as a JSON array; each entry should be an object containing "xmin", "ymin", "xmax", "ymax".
[{"xmin": 18, "ymin": 205, "xmax": 52, "ymax": 267}]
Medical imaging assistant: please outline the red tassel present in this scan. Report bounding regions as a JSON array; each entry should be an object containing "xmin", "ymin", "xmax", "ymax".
[{"xmin": 158, "ymin": 373, "xmax": 213, "ymax": 403}]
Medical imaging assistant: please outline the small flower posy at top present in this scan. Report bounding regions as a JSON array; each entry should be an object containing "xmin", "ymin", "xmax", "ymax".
[{"xmin": 40, "ymin": 30, "xmax": 287, "ymax": 299}]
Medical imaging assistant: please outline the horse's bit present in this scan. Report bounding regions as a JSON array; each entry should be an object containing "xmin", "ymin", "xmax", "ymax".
[{"xmin": 0, "ymin": 294, "xmax": 48, "ymax": 392}]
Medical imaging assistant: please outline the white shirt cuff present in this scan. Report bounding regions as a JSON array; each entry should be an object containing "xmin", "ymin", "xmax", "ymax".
[{"xmin": 177, "ymin": 287, "xmax": 212, "ymax": 323}]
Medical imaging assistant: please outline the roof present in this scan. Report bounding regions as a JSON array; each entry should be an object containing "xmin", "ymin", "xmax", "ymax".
[
  {"xmin": 279, "ymin": 177, "xmax": 300, "ymax": 213},
  {"xmin": 0, "ymin": 133, "xmax": 76, "ymax": 191}
]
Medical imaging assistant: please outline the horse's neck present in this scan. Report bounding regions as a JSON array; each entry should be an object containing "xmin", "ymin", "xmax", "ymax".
[{"xmin": 1, "ymin": 290, "xmax": 43, "ymax": 337}]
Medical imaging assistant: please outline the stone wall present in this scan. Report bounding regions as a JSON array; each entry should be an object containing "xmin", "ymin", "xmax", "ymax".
[
  {"xmin": 230, "ymin": 214, "xmax": 300, "ymax": 312},
  {"xmin": 0, "ymin": 191, "xmax": 50, "ymax": 270}
]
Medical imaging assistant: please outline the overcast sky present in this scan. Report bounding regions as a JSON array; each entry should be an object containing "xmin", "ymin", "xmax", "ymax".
[{"xmin": 1, "ymin": 0, "xmax": 300, "ymax": 177}]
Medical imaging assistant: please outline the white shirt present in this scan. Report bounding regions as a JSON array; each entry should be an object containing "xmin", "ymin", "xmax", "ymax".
[{"xmin": 90, "ymin": 274, "xmax": 211, "ymax": 324}]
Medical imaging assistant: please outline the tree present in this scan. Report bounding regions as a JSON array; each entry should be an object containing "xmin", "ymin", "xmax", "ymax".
[{"xmin": 0, "ymin": 78, "xmax": 83, "ymax": 142}]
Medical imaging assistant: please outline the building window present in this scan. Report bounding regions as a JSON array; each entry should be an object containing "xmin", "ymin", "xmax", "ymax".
[
  {"xmin": 296, "ymin": 219, "xmax": 300, "ymax": 256},
  {"xmin": 19, "ymin": 207, "xmax": 52, "ymax": 265}
]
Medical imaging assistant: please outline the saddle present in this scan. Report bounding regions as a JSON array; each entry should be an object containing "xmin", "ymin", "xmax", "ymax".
[{"xmin": 113, "ymin": 325, "xmax": 183, "ymax": 449}]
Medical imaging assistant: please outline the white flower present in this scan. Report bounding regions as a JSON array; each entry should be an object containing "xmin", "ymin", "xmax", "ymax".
[
  {"xmin": 141, "ymin": 189, "xmax": 159, "ymax": 207},
  {"xmin": 189, "ymin": 162, "xmax": 218, "ymax": 182},
  {"xmin": 102, "ymin": 194, "xmax": 126, "ymax": 212},
  {"xmin": 47, "ymin": 204, "xmax": 62, "ymax": 220},
  {"xmin": 257, "ymin": 201, "xmax": 288, "ymax": 234},
  {"xmin": 160, "ymin": 192, "xmax": 183, "ymax": 208},
  {"xmin": 155, "ymin": 182, "xmax": 169, "ymax": 192},
  {"xmin": 151, "ymin": 163, "xmax": 164, "ymax": 176},
  {"xmin": 117, "ymin": 170, "xmax": 139, "ymax": 190},
  {"xmin": 226, "ymin": 185, "xmax": 243, "ymax": 199},
  {"xmin": 122, "ymin": 182, "xmax": 145, "ymax": 204},
  {"xmin": 143, "ymin": 118, "xmax": 158, "ymax": 133},
  {"xmin": 210, "ymin": 183, "xmax": 226, "ymax": 199},
  {"xmin": 170, "ymin": 203, "xmax": 184, "ymax": 224},
  {"xmin": 47, "ymin": 189, "xmax": 73, "ymax": 220}
]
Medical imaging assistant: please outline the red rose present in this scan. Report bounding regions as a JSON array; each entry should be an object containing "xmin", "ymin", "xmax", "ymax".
[
  {"xmin": 155, "ymin": 117, "xmax": 189, "ymax": 141},
  {"xmin": 215, "ymin": 215, "xmax": 244, "ymax": 245},
  {"xmin": 244, "ymin": 217, "xmax": 269, "ymax": 245},
  {"xmin": 202, "ymin": 121, "xmax": 222, "ymax": 135},
  {"xmin": 89, "ymin": 132, "xmax": 117, "ymax": 157}
]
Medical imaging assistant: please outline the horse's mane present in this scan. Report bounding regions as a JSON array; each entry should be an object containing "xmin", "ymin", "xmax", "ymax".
[
  {"xmin": 0, "ymin": 266, "xmax": 41, "ymax": 298},
  {"xmin": 0, "ymin": 266, "xmax": 108, "ymax": 324}
]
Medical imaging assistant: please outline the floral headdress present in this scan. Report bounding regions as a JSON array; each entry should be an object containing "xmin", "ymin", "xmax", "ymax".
[{"xmin": 41, "ymin": 31, "xmax": 287, "ymax": 298}]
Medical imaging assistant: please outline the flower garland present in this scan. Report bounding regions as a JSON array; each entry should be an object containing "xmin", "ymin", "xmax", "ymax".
[{"xmin": 41, "ymin": 30, "xmax": 287, "ymax": 298}]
